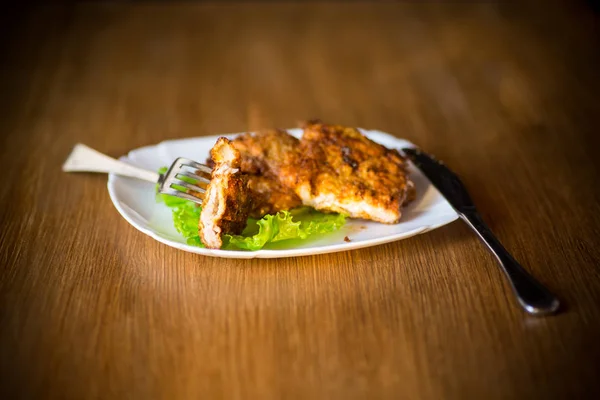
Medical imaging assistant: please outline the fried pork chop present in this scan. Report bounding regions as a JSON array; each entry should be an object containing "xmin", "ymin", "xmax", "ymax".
[
  {"xmin": 229, "ymin": 130, "xmax": 302, "ymax": 217},
  {"xmin": 284, "ymin": 122, "xmax": 415, "ymax": 224},
  {"xmin": 245, "ymin": 175, "xmax": 302, "ymax": 218},
  {"xmin": 199, "ymin": 138, "xmax": 253, "ymax": 249},
  {"xmin": 200, "ymin": 123, "xmax": 415, "ymax": 231}
]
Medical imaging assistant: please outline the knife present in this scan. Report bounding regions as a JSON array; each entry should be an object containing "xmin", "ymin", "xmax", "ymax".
[{"xmin": 402, "ymin": 147, "xmax": 560, "ymax": 316}]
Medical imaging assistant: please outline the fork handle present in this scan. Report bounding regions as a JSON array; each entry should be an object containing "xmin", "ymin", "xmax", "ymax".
[
  {"xmin": 460, "ymin": 210, "xmax": 560, "ymax": 315},
  {"xmin": 62, "ymin": 143, "xmax": 160, "ymax": 183}
]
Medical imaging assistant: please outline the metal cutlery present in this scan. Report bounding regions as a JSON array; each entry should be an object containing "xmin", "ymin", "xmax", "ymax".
[
  {"xmin": 402, "ymin": 147, "xmax": 560, "ymax": 316},
  {"xmin": 62, "ymin": 143, "xmax": 210, "ymax": 205}
]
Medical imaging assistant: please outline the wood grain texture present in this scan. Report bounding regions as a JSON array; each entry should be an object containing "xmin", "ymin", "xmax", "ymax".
[{"xmin": 1, "ymin": 2, "xmax": 600, "ymax": 399}]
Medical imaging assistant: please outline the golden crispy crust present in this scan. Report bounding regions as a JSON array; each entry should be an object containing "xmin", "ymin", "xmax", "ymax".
[
  {"xmin": 208, "ymin": 172, "xmax": 251, "ymax": 236},
  {"xmin": 246, "ymin": 175, "xmax": 302, "ymax": 218},
  {"xmin": 199, "ymin": 138, "xmax": 253, "ymax": 248},
  {"xmin": 229, "ymin": 130, "xmax": 302, "ymax": 218},
  {"xmin": 231, "ymin": 129, "xmax": 299, "ymax": 177},
  {"xmin": 201, "ymin": 123, "xmax": 416, "ymax": 228},
  {"xmin": 286, "ymin": 122, "xmax": 414, "ymax": 223}
]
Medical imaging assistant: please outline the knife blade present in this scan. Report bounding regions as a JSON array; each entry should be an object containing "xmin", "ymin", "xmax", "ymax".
[
  {"xmin": 402, "ymin": 147, "xmax": 560, "ymax": 316},
  {"xmin": 402, "ymin": 147, "xmax": 476, "ymax": 213}
]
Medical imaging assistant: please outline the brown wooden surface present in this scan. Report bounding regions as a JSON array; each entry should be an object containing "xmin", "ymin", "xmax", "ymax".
[{"xmin": 1, "ymin": 2, "xmax": 600, "ymax": 399}]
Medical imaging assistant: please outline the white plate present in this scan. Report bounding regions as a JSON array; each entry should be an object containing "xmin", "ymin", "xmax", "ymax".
[{"xmin": 107, "ymin": 129, "xmax": 458, "ymax": 258}]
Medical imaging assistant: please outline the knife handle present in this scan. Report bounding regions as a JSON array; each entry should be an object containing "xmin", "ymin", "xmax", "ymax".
[{"xmin": 460, "ymin": 210, "xmax": 560, "ymax": 315}]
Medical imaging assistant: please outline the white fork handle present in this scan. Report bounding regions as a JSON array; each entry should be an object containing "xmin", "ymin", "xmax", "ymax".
[{"xmin": 62, "ymin": 143, "xmax": 160, "ymax": 183}]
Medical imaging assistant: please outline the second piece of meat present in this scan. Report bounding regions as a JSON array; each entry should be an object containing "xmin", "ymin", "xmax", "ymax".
[{"xmin": 284, "ymin": 122, "xmax": 415, "ymax": 224}]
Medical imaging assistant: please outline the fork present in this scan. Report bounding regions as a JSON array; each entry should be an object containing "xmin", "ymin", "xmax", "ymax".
[{"xmin": 62, "ymin": 143, "xmax": 211, "ymax": 205}]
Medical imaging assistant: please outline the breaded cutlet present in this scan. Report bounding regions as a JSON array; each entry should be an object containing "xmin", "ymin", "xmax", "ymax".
[
  {"xmin": 284, "ymin": 122, "xmax": 415, "ymax": 223},
  {"xmin": 229, "ymin": 129, "xmax": 302, "ymax": 217},
  {"xmin": 199, "ymin": 138, "xmax": 253, "ymax": 248}
]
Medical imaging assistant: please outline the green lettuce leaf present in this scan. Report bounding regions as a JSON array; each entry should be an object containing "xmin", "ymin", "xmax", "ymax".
[
  {"xmin": 171, "ymin": 201, "xmax": 204, "ymax": 247},
  {"xmin": 223, "ymin": 207, "xmax": 346, "ymax": 250},
  {"xmin": 156, "ymin": 168, "xmax": 346, "ymax": 250},
  {"xmin": 156, "ymin": 167, "xmax": 204, "ymax": 246}
]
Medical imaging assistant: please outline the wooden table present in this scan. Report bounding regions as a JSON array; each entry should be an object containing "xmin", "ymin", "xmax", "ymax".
[{"xmin": 1, "ymin": 2, "xmax": 599, "ymax": 399}]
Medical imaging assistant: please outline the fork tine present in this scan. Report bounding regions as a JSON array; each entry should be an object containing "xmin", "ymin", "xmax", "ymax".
[
  {"xmin": 160, "ymin": 188, "xmax": 204, "ymax": 205},
  {"xmin": 157, "ymin": 157, "xmax": 212, "ymax": 205},
  {"xmin": 176, "ymin": 171, "xmax": 211, "ymax": 184},
  {"xmin": 170, "ymin": 179, "xmax": 207, "ymax": 194},
  {"xmin": 176, "ymin": 157, "xmax": 212, "ymax": 174}
]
